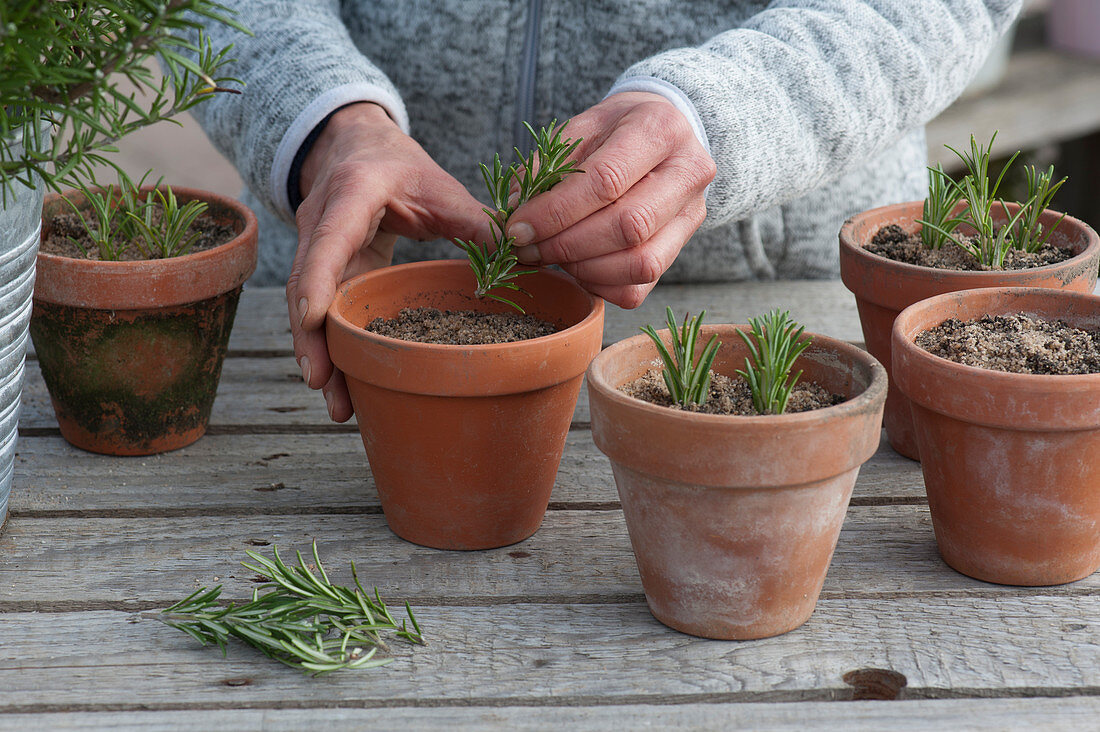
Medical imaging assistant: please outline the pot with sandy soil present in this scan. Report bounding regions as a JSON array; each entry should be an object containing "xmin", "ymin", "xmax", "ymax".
[
  {"xmin": 31, "ymin": 184, "xmax": 257, "ymax": 455},
  {"xmin": 840, "ymin": 137, "xmax": 1100, "ymax": 460},
  {"xmin": 326, "ymin": 260, "xmax": 604, "ymax": 551},
  {"xmin": 892, "ymin": 286, "xmax": 1100, "ymax": 586},
  {"xmin": 587, "ymin": 310, "xmax": 887, "ymax": 639}
]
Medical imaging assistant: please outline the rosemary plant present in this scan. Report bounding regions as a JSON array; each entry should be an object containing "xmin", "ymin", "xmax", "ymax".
[
  {"xmin": 128, "ymin": 185, "xmax": 209, "ymax": 258},
  {"xmin": 918, "ymin": 133, "xmax": 1067, "ymax": 269},
  {"xmin": 151, "ymin": 542, "xmax": 424, "ymax": 676},
  {"xmin": 60, "ymin": 173, "xmax": 209, "ymax": 260},
  {"xmin": 455, "ymin": 120, "xmax": 582, "ymax": 311},
  {"xmin": 735, "ymin": 310, "xmax": 813, "ymax": 415},
  {"xmin": 60, "ymin": 171, "xmax": 151, "ymax": 260},
  {"xmin": 919, "ymin": 164, "xmax": 964, "ymax": 250},
  {"xmin": 1007, "ymin": 164, "xmax": 1067, "ymax": 253},
  {"xmin": 640, "ymin": 307, "xmax": 721, "ymax": 408},
  {"xmin": 0, "ymin": 1, "xmax": 247, "ymax": 203}
]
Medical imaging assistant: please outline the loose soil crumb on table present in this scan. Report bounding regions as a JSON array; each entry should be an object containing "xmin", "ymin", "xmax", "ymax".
[
  {"xmin": 620, "ymin": 368, "xmax": 843, "ymax": 415},
  {"xmin": 866, "ymin": 224, "xmax": 1072, "ymax": 270},
  {"xmin": 917, "ymin": 314, "xmax": 1100, "ymax": 374},
  {"xmin": 366, "ymin": 307, "xmax": 557, "ymax": 345},
  {"xmin": 42, "ymin": 210, "xmax": 236, "ymax": 260}
]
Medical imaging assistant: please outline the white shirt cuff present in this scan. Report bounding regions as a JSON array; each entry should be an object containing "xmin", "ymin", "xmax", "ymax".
[
  {"xmin": 606, "ymin": 76, "xmax": 711, "ymax": 155},
  {"xmin": 270, "ymin": 81, "xmax": 410, "ymax": 217}
]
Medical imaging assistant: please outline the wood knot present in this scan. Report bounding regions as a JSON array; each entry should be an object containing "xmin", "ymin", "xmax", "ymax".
[
  {"xmin": 221, "ymin": 677, "xmax": 253, "ymax": 687},
  {"xmin": 842, "ymin": 668, "xmax": 907, "ymax": 700}
]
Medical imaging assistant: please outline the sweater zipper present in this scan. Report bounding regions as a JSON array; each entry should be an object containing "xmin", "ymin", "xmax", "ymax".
[{"xmin": 514, "ymin": 0, "xmax": 543, "ymax": 155}]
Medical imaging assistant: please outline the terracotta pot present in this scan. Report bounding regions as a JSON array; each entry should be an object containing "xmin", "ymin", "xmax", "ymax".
[
  {"xmin": 840, "ymin": 201, "xmax": 1100, "ymax": 460},
  {"xmin": 893, "ymin": 287, "xmax": 1100, "ymax": 586},
  {"xmin": 587, "ymin": 326, "xmax": 887, "ymax": 639},
  {"xmin": 326, "ymin": 260, "xmax": 604, "ymax": 550},
  {"xmin": 31, "ymin": 187, "xmax": 258, "ymax": 455}
]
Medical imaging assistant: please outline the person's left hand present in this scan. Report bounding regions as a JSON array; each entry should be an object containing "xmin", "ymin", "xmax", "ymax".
[{"xmin": 506, "ymin": 91, "xmax": 716, "ymax": 309}]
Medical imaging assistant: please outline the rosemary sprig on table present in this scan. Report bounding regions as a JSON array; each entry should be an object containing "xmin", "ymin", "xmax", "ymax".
[
  {"xmin": 640, "ymin": 307, "xmax": 721, "ymax": 408},
  {"xmin": 735, "ymin": 310, "xmax": 812, "ymax": 415},
  {"xmin": 456, "ymin": 120, "xmax": 582, "ymax": 312},
  {"xmin": 149, "ymin": 542, "xmax": 423, "ymax": 676}
]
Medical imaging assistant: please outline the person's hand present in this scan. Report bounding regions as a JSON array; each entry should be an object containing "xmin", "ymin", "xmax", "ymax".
[
  {"xmin": 288, "ymin": 102, "xmax": 486, "ymax": 422},
  {"xmin": 507, "ymin": 92, "xmax": 716, "ymax": 309}
]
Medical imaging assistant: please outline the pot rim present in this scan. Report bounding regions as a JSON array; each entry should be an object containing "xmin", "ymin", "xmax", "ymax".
[
  {"xmin": 893, "ymin": 286, "xmax": 1100, "ymax": 387},
  {"xmin": 35, "ymin": 185, "xmax": 258, "ymax": 309},
  {"xmin": 326, "ymin": 259, "xmax": 604, "ymax": 355},
  {"xmin": 892, "ymin": 286, "xmax": 1100, "ymax": 430},
  {"xmin": 587, "ymin": 325, "xmax": 888, "ymax": 426}
]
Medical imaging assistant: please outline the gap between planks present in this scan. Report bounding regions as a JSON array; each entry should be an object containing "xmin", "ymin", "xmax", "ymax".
[
  {"xmin": 2, "ymin": 687, "xmax": 1100, "ymax": 716},
  {"xmin": 2, "ymin": 582, "xmax": 1099, "ymax": 614}
]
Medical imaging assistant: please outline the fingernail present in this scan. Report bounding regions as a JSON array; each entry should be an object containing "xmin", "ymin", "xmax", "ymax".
[
  {"xmin": 323, "ymin": 390, "xmax": 335, "ymax": 419},
  {"xmin": 515, "ymin": 245, "xmax": 541, "ymax": 265},
  {"xmin": 299, "ymin": 356, "xmax": 311, "ymax": 386},
  {"xmin": 509, "ymin": 222, "xmax": 535, "ymax": 246},
  {"xmin": 297, "ymin": 297, "xmax": 308, "ymax": 329},
  {"xmin": 507, "ymin": 191, "xmax": 520, "ymax": 208}
]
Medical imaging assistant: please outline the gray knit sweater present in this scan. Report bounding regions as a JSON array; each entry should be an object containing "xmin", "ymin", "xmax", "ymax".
[{"xmin": 188, "ymin": 0, "xmax": 1021, "ymax": 286}]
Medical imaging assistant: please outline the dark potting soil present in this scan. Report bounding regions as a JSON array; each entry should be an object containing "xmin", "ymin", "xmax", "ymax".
[
  {"xmin": 365, "ymin": 307, "xmax": 557, "ymax": 345},
  {"xmin": 41, "ymin": 210, "xmax": 237, "ymax": 261},
  {"xmin": 916, "ymin": 313, "xmax": 1100, "ymax": 375},
  {"xmin": 866, "ymin": 224, "xmax": 1073, "ymax": 271},
  {"xmin": 620, "ymin": 368, "xmax": 843, "ymax": 416}
]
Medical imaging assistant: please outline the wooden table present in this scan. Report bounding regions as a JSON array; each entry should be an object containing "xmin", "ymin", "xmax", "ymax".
[{"xmin": 4, "ymin": 282, "xmax": 1099, "ymax": 730}]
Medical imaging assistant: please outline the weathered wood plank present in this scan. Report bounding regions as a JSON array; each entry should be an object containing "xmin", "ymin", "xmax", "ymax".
[
  {"xmin": 4, "ymin": 698, "xmax": 1098, "ymax": 732},
  {"xmin": 0, "ymin": 506, "xmax": 1091, "ymax": 605},
  {"xmin": 928, "ymin": 50, "xmax": 1100, "ymax": 169},
  {"xmin": 24, "ymin": 281, "xmax": 862, "ymax": 357},
  {"xmin": 237, "ymin": 280, "xmax": 866, "ymax": 352},
  {"xmin": 18, "ymin": 356, "xmax": 328, "ymax": 430},
  {"xmin": 9, "ymin": 431, "xmax": 923, "ymax": 514},
  {"xmin": 0, "ymin": 598, "xmax": 1096, "ymax": 708}
]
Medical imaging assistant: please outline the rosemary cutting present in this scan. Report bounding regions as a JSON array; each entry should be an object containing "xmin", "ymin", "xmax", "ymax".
[
  {"xmin": 640, "ymin": 307, "xmax": 721, "ymax": 408},
  {"xmin": 149, "ymin": 542, "xmax": 424, "ymax": 676},
  {"xmin": 60, "ymin": 172, "xmax": 210, "ymax": 260},
  {"xmin": 735, "ymin": 310, "xmax": 813, "ymax": 415},
  {"xmin": 455, "ymin": 120, "xmax": 582, "ymax": 312},
  {"xmin": 918, "ymin": 132, "xmax": 1067, "ymax": 268}
]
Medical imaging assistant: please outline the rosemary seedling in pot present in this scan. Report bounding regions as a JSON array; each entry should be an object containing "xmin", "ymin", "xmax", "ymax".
[
  {"xmin": 736, "ymin": 310, "xmax": 813, "ymax": 415},
  {"xmin": 150, "ymin": 542, "xmax": 423, "ymax": 676},
  {"xmin": 58, "ymin": 172, "xmax": 211, "ymax": 260},
  {"xmin": 1007, "ymin": 163, "xmax": 1067, "ymax": 253},
  {"xmin": 456, "ymin": 120, "xmax": 582, "ymax": 311},
  {"xmin": 640, "ymin": 307, "xmax": 721, "ymax": 408},
  {"xmin": 919, "ymin": 164, "xmax": 964, "ymax": 250},
  {"xmin": 918, "ymin": 132, "xmax": 1065, "ymax": 269}
]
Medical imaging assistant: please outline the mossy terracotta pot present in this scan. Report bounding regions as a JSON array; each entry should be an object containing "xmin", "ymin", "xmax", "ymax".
[
  {"xmin": 326, "ymin": 260, "xmax": 604, "ymax": 551},
  {"xmin": 31, "ymin": 187, "xmax": 258, "ymax": 455},
  {"xmin": 839, "ymin": 201, "xmax": 1099, "ymax": 461},
  {"xmin": 893, "ymin": 287, "xmax": 1100, "ymax": 586},
  {"xmin": 587, "ymin": 326, "xmax": 887, "ymax": 639}
]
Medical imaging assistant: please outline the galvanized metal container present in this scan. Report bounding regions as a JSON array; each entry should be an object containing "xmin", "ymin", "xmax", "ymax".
[{"xmin": 0, "ymin": 128, "xmax": 44, "ymax": 526}]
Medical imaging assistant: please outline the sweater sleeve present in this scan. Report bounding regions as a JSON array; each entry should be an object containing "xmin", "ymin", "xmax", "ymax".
[
  {"xmin": 610, "ymin": 0, "xmax": 1022, "ymax": 230},
  {"xmin": 182, "ymin": 0, "xmax": 408, "ymax": 222}
]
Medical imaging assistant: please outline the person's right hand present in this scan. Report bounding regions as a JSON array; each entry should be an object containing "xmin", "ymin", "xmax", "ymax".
[{"xmin": 288, "ymin": 102, "xmax": 487, "ymax": 423}]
